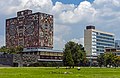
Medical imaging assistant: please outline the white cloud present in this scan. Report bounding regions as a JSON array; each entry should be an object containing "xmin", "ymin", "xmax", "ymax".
[
  {"xmin": 92, "ymin": 0, "xmax": 120, "ymax": 33},
  {"xmin": 0, "ymin": 0, "xmax": 53, "ymax": 15},
  {"xmin": 71, "ymin": 38, "xmax": 84, "ymax": 46},
  {"xmin": 55, "ymin": 1, "xmax": 96, "ymax": 24},
  {"xmin": 53, "ymin": 36, "xmax": 66, "ymax": 50},
  {"xmin": 0, "ymin": 0, "xmax": 120, "ymax": 49},
  {"xmin": 53, "ymin": 24, "xmax": 71, "ymax": 49},
  {"xmin": 0, "ymin": 35, "xmax": 5, "ymax": 47},
  {"xmin": 54, "ymin": 24, "xmax": 71, "ymax": 36}
]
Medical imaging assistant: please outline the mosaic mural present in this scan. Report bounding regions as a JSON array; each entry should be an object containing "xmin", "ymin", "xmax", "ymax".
[{"xmin": 6, "ymin": 10, "xmax": 53, "ymax": 49}]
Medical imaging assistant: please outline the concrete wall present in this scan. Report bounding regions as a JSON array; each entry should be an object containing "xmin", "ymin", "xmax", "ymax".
[
  {"xmin": 84, "ymin": 29, "xmax": 92, "ymax": 55},
  {"xmin": 0, "ymin": 53, "xmax": 13, "ymax": 66}
]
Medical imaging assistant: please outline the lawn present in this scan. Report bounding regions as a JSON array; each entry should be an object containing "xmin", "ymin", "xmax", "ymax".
[{"xmin": 0, "ymin": 67, "xmax": 120, "ymax": 78}]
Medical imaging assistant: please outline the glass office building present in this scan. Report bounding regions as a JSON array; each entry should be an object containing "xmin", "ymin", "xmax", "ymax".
[
  {"xmin": 115, "ymin": 40, "xmax": 120, "ymax": 49},
  {"xmin": 84, "ymin": 26, "xmax": 115, "ymax": 56}
]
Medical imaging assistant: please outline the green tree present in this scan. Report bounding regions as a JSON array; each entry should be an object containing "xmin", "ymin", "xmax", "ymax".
[
  {"xmin": 8, "ymin": 47, "xmax": 16, "ymax": 53},
  {"xmin": 63, "ymin": 41, "xmax": 86, "ymax": 67},
  {"xmin": 104, "ymin": 53, "xmax": 115, "ymax": 67},
  {"xmin": 97, "ymin": 53, "xmax": 120, "ymax": 68},
  {"xmin": 15, "ymin": 46, "xmax": 23, "ymax": 53},
  {"xmin": 0, "ymin": 46, "xmax": 8, "ymax": 53},
  {"xmin": 97, "ymin": 54, "xmax": 105, "ymax": 67},
  {"xmin": 112, "ymin": 56, "xmax": 120, "ymax": 68},
  {"xmin": 0, "ymin": 46, "xmax": 23, "ymax": 54},
  {"xmin": 64, "ymin": 50, "xmax": 74, "ymax": 67}
]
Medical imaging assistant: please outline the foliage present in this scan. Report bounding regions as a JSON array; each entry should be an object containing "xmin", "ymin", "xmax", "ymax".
[
  {"xmin": 0, "ymin": 46, "xmax": 23, "ymax": 53},
  {"xmin": 114, "ymin": 56, "xmax": 120, "ymax": 67},
  {"xmin": 104, "ymin": 53, "xmax": 115, "ymax": 67},
  {"xmin": 63, "ymin": 41, "xmax": 86, "ymax": 67},
  {"xmin": 97, "ymin": 54, "xmax": 104, "ymax": 67},
  {"xmin": 64, "ymin": 50, "xmax": 74, "ymax": 67},
  {"xmin": 97, "ymin": 53, "xmax": 120, "ymax": 67},
  {"xmin": 0, "ymin": 46, "xmax": 8, "ymax": 53}
]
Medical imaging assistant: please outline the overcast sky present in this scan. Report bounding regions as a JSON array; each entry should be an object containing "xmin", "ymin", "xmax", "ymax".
[{"xmin": 0, "ymin": 0, "xmax": 120, "ymax": 50}]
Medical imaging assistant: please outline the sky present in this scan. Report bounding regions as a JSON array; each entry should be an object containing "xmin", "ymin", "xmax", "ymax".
[
  {"xmin": 52, "ymin": 0, "xmax": 94, "ymax": 5},
  {"xmin": 0, "ymin": 0, "xmax": 120, "ymax": 50}
]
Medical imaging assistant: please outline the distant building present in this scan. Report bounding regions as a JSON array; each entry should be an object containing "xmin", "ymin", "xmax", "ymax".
[
  {"xmin": 0, "ymin": 52, "xmax": 13, "ymax": 66},
  {"xmin": 6, "ymin": 9, "xmax": 53, "ymax": 49},
  {"xmin": 84, "ymin": 25, "xmax": 115, "ymax": 56},
  {"xmin": 4, "ymin": 9, "xmax": 63, "ymax": 67},
  {"xmin": 105, "ymin": 48, "xmax": 120, "ymax": 56},
  {"xmin": 13, "ymin": 49, "xmax": 63, "ymax": 67},
  {"xmin": 115, "ymin": 40, "xmax": 120, "ymax": 49}
]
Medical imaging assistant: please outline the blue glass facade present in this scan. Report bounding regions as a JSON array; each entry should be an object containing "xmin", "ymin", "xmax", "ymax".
[
  {"xmin": 115, "ymin": 40, "xmax": 120, "ymax": 48},
  {"xmin": 92, "ymin": 31, "xmax": 115, "ymax": 55}
]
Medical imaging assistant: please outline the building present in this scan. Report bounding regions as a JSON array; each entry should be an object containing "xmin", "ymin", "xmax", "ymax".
[
  {"xmin": 13, "ymin": 48, "xmax": 63, "ymax": 67},
  {"xmin": 115, "ymin": 40, "xmax": 120, "ymax": 49},
  {"xmin": 105, "ymin": 48, "xmax": 120, "ymax": 56},
  {"xmin": 0, "ymin": 52, "xmax": 13, "ymax": 67},
  {"xmin": 4, "ymin": 9, "xmax": 63, "ymax": 67},
  {"xmin": 84, "ymin": 26, "xmax": 115, "ymax": 56},
  {"xmin": 6, "ymin": 9, "xmax": 53, "ymax": 49},
  {"xmin": 104, "ymin": 40, "xmax": 120, "ymax": 57}
]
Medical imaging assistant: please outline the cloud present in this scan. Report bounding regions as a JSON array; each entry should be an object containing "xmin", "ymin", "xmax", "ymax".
[
  {"xmin": 0, "ymin": 35, "xmax": 5, "ymax": 47},
  {"xmin": 0, "ymin": 0, "xmax": 53, "ymax": 15},
  {"xmin": 54, "ymin": 24, "xmax": 71, "ymax": 36},
  {"xmin": 71, "ymin": 38, "xmax": 84, "ymax": 46},
  {"xmin": 53, "ymin": 1, "xmax": 96, "ymax": 24},
  {"xmin": 92, "ymin": 0, "xmax": 120, "ymax": 35},
  {"xmin": 53, "ymin": 36, "xmax": 66, "ymax": 50},
  {"xmin": 0, "ymin": 0, "xmax": 120, "ymax": 49}
]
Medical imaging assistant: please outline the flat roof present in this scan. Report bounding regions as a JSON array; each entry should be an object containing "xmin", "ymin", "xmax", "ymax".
[
  {"xmin": 85, "ymin": 29, "xmax": 114, "ymax": 36},
  {"xmin": 23, "ymin": 48, "xmax": 63, "ymax": 53},
  {"xmin": 0, "ymin": 52, "xmax": 4, "ymax": 54},
  {"xmin": 92, "ymin": 29, "xmax": 115, "ymax": 35},
  {"xmin": 38, "ymin": 59, "xmax": 62, "ymax": 62}
]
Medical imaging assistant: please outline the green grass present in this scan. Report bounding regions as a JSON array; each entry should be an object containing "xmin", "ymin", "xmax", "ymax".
[{"xmin": 0, "ymin": 67, "xmax": 120, "ymax": 78}]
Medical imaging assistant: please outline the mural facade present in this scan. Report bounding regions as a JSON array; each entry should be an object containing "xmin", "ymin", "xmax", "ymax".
[{"xmin": 6, "ymin": 10, "xmax": 53, "ymax": 49}]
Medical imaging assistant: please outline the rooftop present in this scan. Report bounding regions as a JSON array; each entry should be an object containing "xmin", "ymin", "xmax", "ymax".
[{"xmin": 23, "ymin": 48, "xmax": 63, "ymax": 53}]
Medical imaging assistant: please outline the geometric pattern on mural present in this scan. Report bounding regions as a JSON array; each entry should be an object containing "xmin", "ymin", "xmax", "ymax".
[{"xmin": 6, "ymin": 10, "xmax": 53, "ymax": 49}]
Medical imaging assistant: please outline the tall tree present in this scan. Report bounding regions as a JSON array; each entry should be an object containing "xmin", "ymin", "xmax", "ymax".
[
  {"xmin": 63, "ymin": 41, "xmax": 86, "ymax": 67},
  {"xmin": 63, "ymin": 50, "xmax": 74, "ymax": 67}
]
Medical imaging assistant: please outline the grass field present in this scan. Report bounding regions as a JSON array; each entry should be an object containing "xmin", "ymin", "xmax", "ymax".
[{"xmin": 0, "ymin": 67, "xmax": 120, "ymax": 78}]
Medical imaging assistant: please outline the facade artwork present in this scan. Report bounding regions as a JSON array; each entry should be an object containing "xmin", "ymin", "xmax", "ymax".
[
  {"xmin": 6, "ymin": 9, "xmax": 53, "ymax": 49},
  {"xmin": 2, "ymin": 9, "xmax": 63, "ymax": 67}
]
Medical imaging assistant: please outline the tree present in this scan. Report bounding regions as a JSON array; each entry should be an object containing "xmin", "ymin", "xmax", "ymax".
[
  {"xmin": 104, "ymin": 53, "xmax": 115, "ymax": 67},
  {"xmin": 112, "ymin": 56, "xmax": 120, "ymax": 68},
  {"xmin": 0, "ymin": 46, "xmax": 8, "ymax": 53},
  {"xmin": 0, "ymin": 46, "xmax": 23, "ymax": 54},
  {"xmin": 97, "ymin": 53, "xmax": 120, "ymax": 68},
  {"xmin": 97, "ymin": 54, "xmax": 104, "ymax": 67},
  {"xmin": 8, "ymin": 47, "xmax": 16, "ymax": 53},
  {"xmin": 63, "ymin": 41, "xmax": 86, "ymax": 67},
  {"xmin": 64, "ymin": 50, "xmax": 74, "ymax": 67},
  {"xmin": 15, "ymin": 46, "xmax": 23, "ymax": 53}
]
